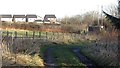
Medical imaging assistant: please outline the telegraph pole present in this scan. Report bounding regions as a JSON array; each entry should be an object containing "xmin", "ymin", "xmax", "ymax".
[
  {"xmin": 118, "ymin": 0, "xmax": 120, "ymax": 18},
  {"xmin": 97, "ymin": 5, "xmax": 100, "ymax": 26},
  {"xmin": 101, "ymin": 6, "xmax": 103, "ymax": 26}
]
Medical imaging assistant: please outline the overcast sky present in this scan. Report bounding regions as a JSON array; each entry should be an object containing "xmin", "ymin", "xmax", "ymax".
[{"xmin": 0, "ymin": 0, "xmax": 118, "ymax": 18}]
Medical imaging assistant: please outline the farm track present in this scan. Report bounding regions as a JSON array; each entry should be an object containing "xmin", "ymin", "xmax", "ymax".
[
  {"xmin": 71, "ymin": 48, "xmax": 97, "ymax": 68},
  {"xmin": 44, "ymin": 47, "xmax": 98, "ymax": 68},
  {"xmin": 44, "ymin": 48, "xmax": 58, "ymax": 68}
]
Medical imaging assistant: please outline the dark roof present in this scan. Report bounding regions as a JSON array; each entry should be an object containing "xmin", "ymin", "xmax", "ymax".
[
  {"xmin": 35, "ymin": 20, "xmax": 43, "ymax": 22},
  {"xmin": 26, "ymin": 14, "xmax": 37, "ymax": 18},
  {"xmin": 0, "ymin": 15, "xmax": 12, "ymax": 18},
  {"xmin": 103, "ymin": 11, "xmax": 120, "ymax": 29},
  {"xmin": 44, "ymin": 14, "xmax": 56, "ymax": 19},
  {"xmin": 13, "ymin": 15, "xmax": 26, "ymax": 18}
]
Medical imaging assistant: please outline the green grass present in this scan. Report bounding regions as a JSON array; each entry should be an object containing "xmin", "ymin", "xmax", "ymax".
[
  {"xmin": 40, "ymin": 43, "xmax": 87, "ymax": 67},
  {"xmin": 2, "ymin": 29, "xmax": 68, "ymax": 39},
  {"xmin": 2, "ymin": 29, "xmax": 48, "ymax": 38},
  {"xmin": 53, "ymin": 46, "xmax": 86, "ymax": 66}
]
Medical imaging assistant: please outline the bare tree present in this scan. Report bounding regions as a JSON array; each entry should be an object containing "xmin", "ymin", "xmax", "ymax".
[
  {"xmin": 82, "ymin": 11, "xmax": 99, "ymax": 25},
  {"xmin": 105, "ymin": 4, "xmax": 118, "ymax": 17},
  {"xmin": 60, "ymin": 16, "xmax": 70, "ymax": 24}
]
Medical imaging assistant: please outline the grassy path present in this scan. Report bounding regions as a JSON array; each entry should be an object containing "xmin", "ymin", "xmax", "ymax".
[
  {"xmin": 71, "ymin": 47, "xmax": 97, "ymax": 68},
  {"xmin": 44, "ymin": 48, "xmax": 56, "ymax": 67},
  {"xmin": 42, "ymin": 45, "xmax": 87, "ymax": 67}
]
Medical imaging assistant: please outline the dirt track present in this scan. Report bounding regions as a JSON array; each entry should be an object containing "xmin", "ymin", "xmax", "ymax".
[
  {"xmin": 44, "ymin": 48, "xmax": 57, "ymax": 67},
  {"xmin": 71, "ymin": 47, "xmax": 97, "ymax": 68}
]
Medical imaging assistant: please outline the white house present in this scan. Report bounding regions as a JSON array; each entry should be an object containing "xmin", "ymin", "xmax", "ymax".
[
  {"xmin": 13, "ymin": 15, "xmax": 26, "ymax": 22},
  {"xmin": 44, "ymin": 14, "xmax": 56, "ymax": 23},
  {"xmin": 43, "ymin": 20, "xmax": 51, "ymax": 24},
  {"xmin": 34, "ymin": 20, "xmax": 43, "ymax": 23},
  {"xmin": 0, "ymin": 15, "xmax": 12, "ymax": 22},
  {"xmin": 26, "ymin": 14, "xmax": 37, "ymax": 22}
]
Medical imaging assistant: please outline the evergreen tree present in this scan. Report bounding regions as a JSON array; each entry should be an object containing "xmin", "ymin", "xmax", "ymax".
[{"xmin": 103, "ymin": 0, "xmax": 120, "ymax": 30}]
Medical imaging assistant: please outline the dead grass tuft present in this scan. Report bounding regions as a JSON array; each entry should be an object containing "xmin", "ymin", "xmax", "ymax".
[{"xmin": 2, "ymin": 52, "xmax": 44, "ymax": 66}]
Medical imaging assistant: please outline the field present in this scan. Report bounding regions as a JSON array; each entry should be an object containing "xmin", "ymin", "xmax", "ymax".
[{"xmin": 1, "ymin": 28, "xmax": 119, "ymax": 67}]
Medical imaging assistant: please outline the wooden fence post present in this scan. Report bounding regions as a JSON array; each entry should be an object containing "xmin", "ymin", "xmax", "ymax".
[
  {"xmin": 7, "ymin": 31, "xmax": 9, "ymax": 37},
  {"xmin": 46, "ymin": 32, "xmax": 48, "ymax": 39},
  {"xmin": 33, "ymin": 31, "xmax": 35, "ymax": 40},
  {"xmin": 12, "ymin": 31, "xmax": 17, "ymax": 59},
  {"xmin": 53, "ymin": 32, "xmax": 55, "ymax": 40},
  {"xmin": 6, "ymin": 31, "xmax": 9, "ymax": 52},
  {"xmin": 14, "ymin": 31, "xmax": 17, "ymax": 38},
  {"xmin": 25, "ymin": 32, "xmax": 28, "ymax": 37},
  {"xmin": 39, "ymin": 32, "xmax": 41, "ymax": 38}
]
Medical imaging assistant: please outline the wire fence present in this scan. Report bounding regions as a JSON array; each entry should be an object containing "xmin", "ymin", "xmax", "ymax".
[
  {"xmin": 1, "ymin": 30, "xmax": 118, "ymax": 66},
  {"xmin": 1, "ymin": 31, "xmax": 88, "ymax": 53}
]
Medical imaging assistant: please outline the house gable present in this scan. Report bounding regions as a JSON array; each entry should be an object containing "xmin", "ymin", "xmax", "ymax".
[
  {"xmin": 44, "ymin": 14, "xmax": 56, "ymax": 20},
  {"xmin": 13, "ymin": 15, "xmax": 26, "ymax": 18},
  {"xmin": 26, "ymin": 14, "xmax": 37, "ymax": 18},
  {"xmin": 26, "ymin": 14, "xmax": 37, "ymax": 22},
  {"xmin": 0, "ymin": 15, "xmax": 12, "ymax": 22},
  {"xmin": 13, "ymin": 15, "xmax": 26, "ymax": 22},
  {"xmin": 44, "ymin": 14, "xmax": 56, "ymax": 23},
  {"xmin": 1, "ymin": 15, "xmax": 12, "ymax": 18}
]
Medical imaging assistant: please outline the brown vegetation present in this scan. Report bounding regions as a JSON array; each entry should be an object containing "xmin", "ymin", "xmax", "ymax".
[{"xmin": 2, "ymin": 38, "xmax": 45, "ymax": 66}]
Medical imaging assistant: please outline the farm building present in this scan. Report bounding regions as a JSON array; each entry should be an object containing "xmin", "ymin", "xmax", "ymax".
[
  {"xmin": 13, "ymin": 15, "xmax": 26, "ymax": 22},
  {"xmin": 26, "ymin": 14, "xmax": 37, "ymax": 22},
  {"xmin": 0, "ymin": 15, "xmax": 12, "ymax": 22},
  {"xmin": 88, "ymin": 25, "xmax": 104, "ymax": 33},
  {"xmin": 44, "ymin": 14, "xmax": 56, "ymax": 24}
]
